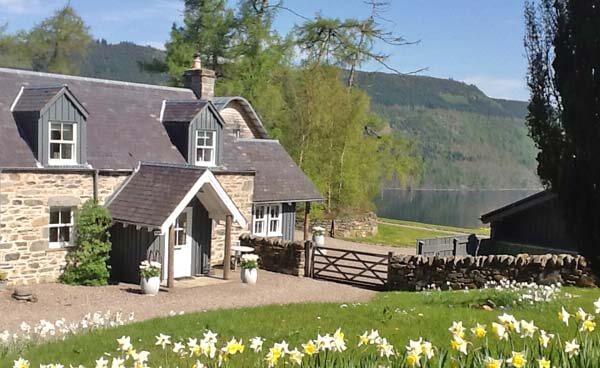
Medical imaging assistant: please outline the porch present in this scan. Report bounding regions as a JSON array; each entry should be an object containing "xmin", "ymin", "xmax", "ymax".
[{"xmin": 107, "ymin": 163, "xmax": 247, "ymax": 287}]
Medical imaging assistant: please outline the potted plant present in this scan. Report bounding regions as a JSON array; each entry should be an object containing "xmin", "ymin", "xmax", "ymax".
[
  {"xmin": 240, "ymin": 254, "xmax": 259, "ymax": 284},
  {"xmin": 0, "ymin": 271, "xmax": 7, "ymax": 291},
  {"xmin": 312, "ymin": 226, "xmax": 326, "ymax": 247},
  {"xmin": 139, "ymin": 260, "xmax": 161, "ymax": 295}
]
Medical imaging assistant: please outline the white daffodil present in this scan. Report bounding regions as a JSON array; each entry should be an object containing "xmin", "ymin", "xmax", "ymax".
[
  {"xmin": 575, "ymin": 308, "xmax": 589, "ymax": 322},
  {"xmin": 13, "ymin": 358, "xmax": 30, "ymax": 368},
  {"xmin": 155, "ymin": 333, "xmax": 171, "ymax": 349},
  {"xmin": 203, "ymin": 330, "xmax": 218, "ymax": 344},
  {"xmin": 376, "ymin": 337, "xmax": 395, "ymax": 358},
  {"xmin": 250, "ymin": 336, "xmax": 264, "ymax": 352},
  {"xmin": 332, "ymin": 328, "xmax": 347, "ymax": 352},
  {"xmin": 492, "ymin": 322, "xmax": 509, "ymax": 340},
  {"xmin": 289, "ymin": 348, "xmax": 304, "ymax": 365},
  {"xmin": 421, "ymin": 340, "xmax": 435, "ymax": 360},
  {"xmin": 406, "ymin": 338, "xmax": 423, "ymax": 356},
  {"xmin": 116, "ymin": 336, "xmax": 132, "ymax": 352},
  {"xmin": 448, "ymin": 321, "xmax": 466, "ymax": 338},
  {"xmin": 594, "ymin": 297, "xmax": 600, "ymax": 314},
  {"xmin": 558, "ymin": 307, "xmax": 571, "ymax": 326},
  {"xmin": 538, "ymin": 330, "xmax": 554, "ymax": 349},
  {"xmin": 565, "ymin": 339, "xmax": 580, "ymax": 358},
  {"xmin": 519, "ymin": 320, "xmax": 537, "ymax": 338},
  {"xmin": 94, "ymin": 357, "xmax": 109, "ymax": 368}
]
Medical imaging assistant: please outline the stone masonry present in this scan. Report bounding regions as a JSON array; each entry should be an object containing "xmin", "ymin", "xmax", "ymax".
[
  {"xmin": 305, "ymin": 212, "xmax": 378, "ymax": 239},
  {"xmin": 211, "ymin": 173, "xmax": 254, "ymax": 266},
  {"xmin": 388, "ymin": 253, "xmax": 597, "ymax": 291},
  {"xmin": 239, "ymin": 234, "xmax": 308, "ymax": 277},
  {"xmin": 0, "ymin": 171, "xmax": 127, "ymax": 285}
]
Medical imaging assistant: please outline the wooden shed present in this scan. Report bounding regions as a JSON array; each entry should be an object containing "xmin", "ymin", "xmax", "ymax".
[{"xmin": 480, "ymin": 191, "xmax": 576, "ymax": 254}]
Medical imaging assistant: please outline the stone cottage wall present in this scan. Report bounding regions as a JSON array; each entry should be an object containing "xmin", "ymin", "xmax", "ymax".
[
  {"xmin": 302, "ymin": 212, "xmax": 378, "ymax": 238},
  {"xmin": 388, "ymin": 253, "xmax": 596, "ymax": 291},
  {"xmin": 239, "ymin": 234, "xmax": 307, "ymax": 276},
  {"xmin": 0, "ymin": 171, "xmax": 128, "ymax": 285},
  {"xmin": 211, "ymin": 173, "xmax": 254, "ymax": 266}
]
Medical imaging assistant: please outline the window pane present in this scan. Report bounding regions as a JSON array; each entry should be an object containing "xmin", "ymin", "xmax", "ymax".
[
  {"xmin": 203, "ymin": 149, "xmax": 212, "ymax": 162},
  {"xmin": 60, "ymin": 209, "xmax": 71, "ymax": 224},
  {"xmin": 50, "ymin": 143, "xmax": 61, "ymax": 159},
  {"xmin": 61, "ymin": 144, "xmax": 73, "ymax": 160},
  {"xmin": 50, "ymin": 210, "xmax": 59, "ymax": 224},
  {"xmin": 59, "ymin": 226, "xmax": 70, "ymax": 242},
  {"xmin": 206, "ymin": 132, "xmax": 214, "ymax": 146},
  {"xmin": 50, "ymin": 124, "xmax": 61, "ymax": 140},
  {"xmin": 63, "ymin": 124, "xmax": 74, "ymax": 141},
  {"xmin": 49, "ymin": 227, "xmax": 58, "ymax": 242}
]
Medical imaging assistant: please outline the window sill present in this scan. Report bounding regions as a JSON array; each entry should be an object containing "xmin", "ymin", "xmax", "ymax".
[{"xmin": 47, "ymin": 244, "xmax": 75, "ymax": 252}]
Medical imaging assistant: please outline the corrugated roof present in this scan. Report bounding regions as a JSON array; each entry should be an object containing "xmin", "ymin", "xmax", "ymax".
[
  {"xmin": 162, "ymin": 100, "xmax": 209, "ymax": 122},
  {"xmin": 108, "ymin": 163, "xmax": 206, "ymax": 228}
]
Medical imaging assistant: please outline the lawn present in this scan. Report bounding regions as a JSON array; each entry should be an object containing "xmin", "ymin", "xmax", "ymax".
[
  {"xmin": 3, "ymin": 286, "xmax": 600, "ymax": 367},
  {"xmin": 346, "ymin": 219, "xmax": 489, "ymax": 248}
]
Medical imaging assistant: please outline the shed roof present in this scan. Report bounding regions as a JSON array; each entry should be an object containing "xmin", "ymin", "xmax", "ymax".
[{"xmin": 481, "ymin": 190, "xmax": 554, "ymax": 223}]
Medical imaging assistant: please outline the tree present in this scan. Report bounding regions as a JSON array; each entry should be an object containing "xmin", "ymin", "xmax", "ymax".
[
  {"xmin": 0, "ymin": 24, "xmax": 30, "ymax": 69},
  {"xmin": 524, "ymin": 0, "xmax": 600, "ymax": 258},
  {"xmin": 26, "ymin": 5, "xmax": 92, "ymax": 74},
  {"xmin": 60, "ymin": 201, "xmax": 113, "ymax": 286}
]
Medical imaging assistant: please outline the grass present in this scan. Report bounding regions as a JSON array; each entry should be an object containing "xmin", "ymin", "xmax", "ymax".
[
  {"xmin": 3, "ymin": 287, "xmax": 600, "ymax": 366},
  {"xmin": 345, "ymin": 219, "xmax": 489, "ymax": 248}
]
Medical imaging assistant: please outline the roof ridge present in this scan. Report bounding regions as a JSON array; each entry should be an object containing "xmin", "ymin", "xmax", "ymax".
[{"xmin": 0, "ymin": 67, "xmax": 193, "ymax": 93}]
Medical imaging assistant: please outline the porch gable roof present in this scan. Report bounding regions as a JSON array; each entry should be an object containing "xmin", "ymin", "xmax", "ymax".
[{"xmin": 107, "ymin": 162, "xmax": 246, "ymax": 231}]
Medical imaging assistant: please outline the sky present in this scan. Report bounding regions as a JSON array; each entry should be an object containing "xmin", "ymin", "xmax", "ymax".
[{"xmin": 0, "ymin": 0, "xmax": 529, "ymax": 101}]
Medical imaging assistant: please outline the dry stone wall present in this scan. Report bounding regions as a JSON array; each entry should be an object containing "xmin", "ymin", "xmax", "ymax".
[
  {"xmin": 305, "ymin": 212, "xmax": 378, "ymax": 238},
  {"xmin": 211, "ymin": 173, "xmax": 254, "ymax": 266},
  {"xmin": 239, "ymin": 234, "xmax": 307, "ymax": 277},
  {"xmin": 0, "ymin": 171, "xmax": 128, "ymax": 285},
  {"xmin": 388, "ymin": 253, "xmax": 596, "ymax": 291}
]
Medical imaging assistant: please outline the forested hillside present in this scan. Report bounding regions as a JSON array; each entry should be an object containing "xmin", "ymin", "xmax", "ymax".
[{"xmin": 354, "ymin": 71, "xmax": 540, "ymax": 189}]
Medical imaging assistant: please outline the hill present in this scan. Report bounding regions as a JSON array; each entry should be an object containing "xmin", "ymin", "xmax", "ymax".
[{"xmin": 354, "ymin": 71, "xmax": 540, "ymax": 189}]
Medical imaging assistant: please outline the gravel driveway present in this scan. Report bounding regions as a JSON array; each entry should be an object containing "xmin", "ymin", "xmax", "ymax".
[{"xmin": 0, "ymin": 270, "xmax": 375, "ymax": 332}]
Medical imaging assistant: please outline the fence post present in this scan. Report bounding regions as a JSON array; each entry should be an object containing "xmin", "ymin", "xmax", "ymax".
[
  {"xmin": 417, "ymin": 241, "xmax": 424, "ymax": 255},
  {"xmin": 452, "ymin": 238, "xmax": 458, "ymax": 256},
  {"xmin": 304, "ymin": 241, "xmax": 313, "ymax": 278},
  {"xmin": 386, "ymin": 251, "xmax": 394, "ymax": 290}
]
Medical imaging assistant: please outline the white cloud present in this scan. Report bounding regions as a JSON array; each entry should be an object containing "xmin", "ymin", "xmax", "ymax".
[{"xmin": 461, "ymin": 75, "xmax": 528, "ymax": 101}]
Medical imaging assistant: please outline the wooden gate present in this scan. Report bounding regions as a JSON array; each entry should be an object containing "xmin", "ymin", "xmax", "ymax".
[{"xmin": 308, "ymin": 245, "xmax": 391, "ymax": 290}]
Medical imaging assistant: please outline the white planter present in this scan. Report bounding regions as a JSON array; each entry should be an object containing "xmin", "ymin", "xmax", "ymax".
[
  {"xmin": 241, "ymin": 268, "xmax": 258, "ymax": 284},
  {"xmin": 140, "ymin": 276, "xmax": 160, "ymax": 295},
  {"xmin": 313, "ymin": 234, "xmax": 325, "ymax": 247}
]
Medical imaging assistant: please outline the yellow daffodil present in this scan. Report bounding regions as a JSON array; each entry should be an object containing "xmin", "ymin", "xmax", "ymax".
[
  {"xmin": 506, "ymin": 351, "xmax": 527, "ymax": 368},
  {"xmin": 581, "ymin": 319, "xmax": 596, "ymax": 332},
  {"xmin": 358, "ymin": 331, "xmax": 370, "ymax": 347},
  {"xmin": 406, "ymin": 351, "xmax": 421, "ymax": 367},
  {"xmin": 223, "ymin": 337, "xmax": 244, "ymax": 355},
  {"xmin": 302, "ymin": 340, "xmax": 318, "ymax": 356},
  {"xmin": 558, "ymin": 307, "xmax": 571, "ymax": 326},
  {"xmin": 538, "ymin": 357, "xmax": 551, "ymax": 368},
  {"xmin": 332, "ymin": 328, "xmax": 347, "ymax": 352},
  {"xmin": 484, "ymin": 356, "xmax": 503, "ymax": 368},
  {"xmin": 449, "ymin": 335, "xmax": 468, "ymax": 355},
  {"xmin": 265, "ymin": 347, "xmax": 282, "ymax": 368},
  {"xmin": 565, "ymin": 339, "xmax": 580, "ymax": 358},
  {"xmin": 471, "ymin": 323, "xmax": 487, "ymax": 338}
]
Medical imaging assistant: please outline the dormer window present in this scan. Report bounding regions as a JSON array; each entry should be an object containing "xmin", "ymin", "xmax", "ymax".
[
  {"xmin": 195, "ymin": 130, "xmax": 216, "ymax": 166},
  {"xmin": 49, "ymin": 122, "xmax": 77, "ymax": 165}
]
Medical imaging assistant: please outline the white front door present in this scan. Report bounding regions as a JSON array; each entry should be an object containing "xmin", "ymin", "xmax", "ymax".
[{"xmin": 173, "ymin": 207, "xmax": 193, "ymax": 278}]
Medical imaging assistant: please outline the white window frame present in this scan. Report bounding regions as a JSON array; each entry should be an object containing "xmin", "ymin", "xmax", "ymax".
[
  {"xmin": 48, "ymin": 207, "xmax": 74, "ymax": 249},
  {"xmin": 173, "ymin": 210, "xmax": 190, "ymax": 249},
  {"xmin": 253, "ymin": 203, "xmax": 282, "ymax": 237},
  {"xmin": 48, "ymin": 121, "xmax": 77, "ymax": 166},
  {"xmin": 195, "ymin": 130, "xmax": 216, "ymax": 166}
]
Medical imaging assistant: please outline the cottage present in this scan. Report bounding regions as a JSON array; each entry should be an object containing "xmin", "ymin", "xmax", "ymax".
[
  {"xmin": 480, "ymin": 190, "xmax": 576, "ymax": 254},
  {"xmin": 0, "ymin": 58, "xmax": 323, "ymax": 286}
]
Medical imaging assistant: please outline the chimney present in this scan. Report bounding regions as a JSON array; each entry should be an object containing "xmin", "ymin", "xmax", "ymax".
[{"xmin": 182, "ymin": 53, "xmax": 215, "ymax": 100}]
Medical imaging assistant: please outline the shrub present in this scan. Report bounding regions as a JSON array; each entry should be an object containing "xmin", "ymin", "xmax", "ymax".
[
  {"xmin": 60, "ymin": 200, "xmax": 112, "ymax": 286},
  {"xmin": 139, "ymin": 260, "xmax": 161, "ymax": 279},
  {"xmin": 240, "ymin": 254, "xmax": 259, "ymax": 270}
]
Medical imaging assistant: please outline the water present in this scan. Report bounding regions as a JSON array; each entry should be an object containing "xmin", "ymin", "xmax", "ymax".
[{"xmin": 375, "ymin": 189, "xmax": 541, "ymax": 229}]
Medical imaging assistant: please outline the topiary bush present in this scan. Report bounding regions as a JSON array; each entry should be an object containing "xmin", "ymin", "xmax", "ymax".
[{"xmin": 60, "ymin": 200, "xmax": 112, "ymax": 286}]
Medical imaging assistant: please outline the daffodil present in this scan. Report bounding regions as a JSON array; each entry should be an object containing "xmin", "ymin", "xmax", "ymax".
[
  {"xmin": 222, "ymin": 337, "xmax": 244, "ymax": 355},
  {"xmin": 203, "ymin": 330, "xmax": 218, "ymax": 344},
  {"xmin": 332, "ymin": 328, "xmax": 347, "ymax": 352},
  {"xmin": 265, "ymin": 346, "xmax": 282, "ymax": 368},
  {"xmin": 94, "ymin": 357, "xmax": 108, "ymax": 368},
  {"xmin": 581, "ymin": 318, "xmax": 596, "ymax": 332},
  {"xmin": 358, "ymin": 331, "xmax": 370, "ymax": 347},
  {"xmin": 116, "ymin": 336, "xmax": 132, "ymax": 352},
  {"xmin": 538, "ymin": 330, "xmax": 554, "ymax": 349},
  {"xmin": 155, "ymin": 333, "xmax": 171, "ymax": 349},
  {"xmin": 565, "ymin": 339, "xmax": 580, "ymax": 358},
  {"xmin": 406, "ymin": 351, "xmax": 421, "ymax": 367},
  {"xmin": 173, "ymin": 341, "xmax": 185, "ymax": 355},
  {"xmin": 376, "ymin": 337, "xmax": 395, "ymax": 358},
  {"xmin": 594, "ymin": 297, "xmax": 600, "ymax": 314},
  {"xmin": 506, "ymin": 351, "xmax": 527, "ymax": 368},
  {"xmin": 250, "ymin": 336, "xmax": 264, "ymax": 352},
  {"xmin": 558, "ymin": 307, "xmax": 571, "ymax": 326},
  {"xmin": 576, "ymin": 308, "xmax": 589, "ymax": 321},
  {"xmin": 421, "ymin": 340, "xmax": 435, "ymax": 360},
  {"xmin": 448, "ymin": 321, "xmax": 465, "ymax": 338},
  {"xmin": 471, "ymin": 323, "xmax": 487, "ymax": 338},
  {"xmin": 13, "ymin": 358, "xmax": 30, "ymax": 368},
  {"xmin": 406, "ymin": 338, "xmax": 423, "ymax": 356},
  {"xmin": 519, "ymin": 320, "xmax": 537, "ymax": 338},
  {"xmin": 188, "ymin": 338, "xmax": 201, "ymax": 356},
  {"xmin": 302, "ymin": 340, "xmax": 318, "ymax": 355},
  {"xmin": 492, "ymin": 322, "xmax": 509, "ymax": 340},
  {"xmin": 484, "ymin": 357, "xmax": 503, "ymax": 368},
  {"xmin": 449, "ymin": 335, "xmax": 468, "ymax": 355},
  {"xmin": 498, "ymin": 314, "xmax": 520, "ymax": 333},
  {"xmin": 537, "ymin": 357, "xmax": 551, "ymax": 368},
  {"xmin": 367, "ymin": 329, "xmax": 382, "ymax": 344},
  {"xmin": 289, "ymin": 348, "xmax": 304, "ymax": 365}
]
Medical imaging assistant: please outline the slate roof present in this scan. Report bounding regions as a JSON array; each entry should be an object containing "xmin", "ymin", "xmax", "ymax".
[
  {"xmin": 162, "ymin": 100, "xmax": 208, "ymax": 122},
  {"xmin": 108, "ymin": 164, "xmax": 206, "ymax": 228},
  {"xmin": 227, "ymin": 139, "xmax": 323, "ymax": 203},
  {"xmin": 11, "ymin": 86, "xmax": 64, "ymax": 112}
]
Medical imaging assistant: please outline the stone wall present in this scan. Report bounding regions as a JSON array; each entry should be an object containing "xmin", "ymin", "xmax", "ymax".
[
  {"xmin": 0, "ymin": 171, "xmax": 128, "ymax": 285},
  {"xmin": 388, "ymin": 253, "xmax": 596, "ymax": 291},
  {"xmin": 239, "ymin": 234, "xmax": 308, "ymax": 276},
  {"xmin": 219, "ymin": 103, "xmax": 256, "ymax": 139},
  {"xmin": 211, "ymin": 173, "xmax": 254, "ymax": 266},
  {"xmin": 304, "ymin": 212, "xmax": 378, "ymax": 238}
]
